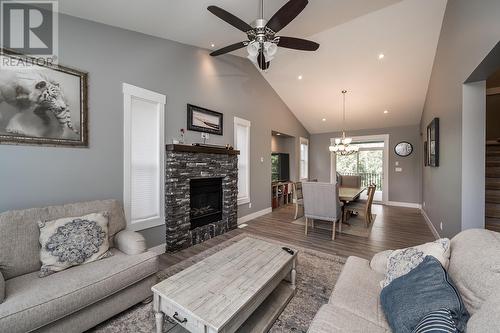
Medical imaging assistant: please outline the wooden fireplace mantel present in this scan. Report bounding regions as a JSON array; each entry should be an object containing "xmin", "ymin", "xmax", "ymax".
[{"xmin": 166, "ymin": 144, "xmax": 240, "ymax": 155}]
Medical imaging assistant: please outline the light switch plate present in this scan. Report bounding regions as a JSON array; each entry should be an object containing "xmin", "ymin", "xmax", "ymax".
[{"xmin": 395, "ymin": 161, "xmax": 399, "ymax": 166}]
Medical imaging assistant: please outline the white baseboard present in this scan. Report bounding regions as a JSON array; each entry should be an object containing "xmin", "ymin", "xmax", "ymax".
[
  {"xmin": 148, "ymin": 243, "xmax": 166, "ymax": 255},
  {"xmin": 421, "ymin": 209, "xmax": 440, "ymax": 240},
  {"xmin": 386, "ymin": 201, "xmax": 422, "ymax": 209},
  {"xmin": 238, "ymin": 207, "xmax": 272, "ymax": 225}
]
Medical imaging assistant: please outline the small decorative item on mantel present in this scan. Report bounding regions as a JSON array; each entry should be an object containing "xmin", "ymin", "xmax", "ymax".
[{"xmin": 179, "ymin": 128, "xmax": 185, "ymax": 144}]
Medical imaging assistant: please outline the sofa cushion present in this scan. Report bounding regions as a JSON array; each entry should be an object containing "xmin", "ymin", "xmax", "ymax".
[
  {"xmin": 115, "ymin": 230, "xmax": 147, "ymax": 255},
  {"xmin": 307, "ymin": 304, "xmax": 388, "ymax": 333},
  {"xmin": 0, "ymin": 249, "xmax": 157, "ymax": 333},
  {"xmin": 0, "ymin": 199, "xmax": 127, "ymax": 280},
  {"xmin": 328, "ymin": 256, "xmax": 389, "ymax": 329},
  {"xmin": 466, "ymin": 288, "xmax": 500, "ymax": 333},
  {"xmin": 38, "ymin": 212, "xmax": 113, "ymax": 277},
  {"xmin": 370, "ymin": 250, "xmax": 393, "ymax": 275},
  {"xmin": 448, "ymin": 229, "xmax": 500, "ymax": 315},
  {"xmin": 380, "ymin": 256, "xmax": 469, "ymax": 333}
]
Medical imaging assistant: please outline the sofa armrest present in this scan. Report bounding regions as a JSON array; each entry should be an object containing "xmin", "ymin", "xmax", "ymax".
[
  {"xmin": 0, "ymin": 271, "xmax": 5, "ymax": 304},
  {"xmin": 114, "ymin": 230, "xmax": 147, "ymax": 255},
  {"xmin": 369, "ymin": 250, "xmax": 393, "ymax": 275}
]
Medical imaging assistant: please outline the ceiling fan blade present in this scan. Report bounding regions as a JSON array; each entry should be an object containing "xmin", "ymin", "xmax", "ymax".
[
  {"xmin": 207, "ymin": 6, "xmax": 253, "ymax": 33},
  {"xmin": 210, "ymin": 42, "xmax": 246, "ymax": 56},
  {"xmin": 257, "ymin": 51, "xmax": 270, "ymax": 70},
  {"xmin": 266, "ymin": 0, "xmax": 308, "ymax": 33},
  {"xmin": 277, "ymin": 36, "xmax": 319, "ymax": 51}
]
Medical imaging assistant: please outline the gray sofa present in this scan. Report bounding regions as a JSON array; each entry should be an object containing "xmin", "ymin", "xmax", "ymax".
[
  {"xmin": 0, "ymin": 200, "xmax": 159, "ymax": 333},
  {"xmin": 308, "ymin": 228, "xmax": 500, "ymax": 332}
]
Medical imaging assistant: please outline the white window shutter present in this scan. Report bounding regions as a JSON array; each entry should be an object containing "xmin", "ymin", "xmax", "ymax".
[{"xmin": 123, "ymin": 83, "xmax": 166, "ymax": 231}]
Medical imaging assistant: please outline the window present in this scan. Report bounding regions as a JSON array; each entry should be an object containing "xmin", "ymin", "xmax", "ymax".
[
  {"xmin": 234, "ymin": 117, "xmax": 251, "ymax": 205},
  {"xmin": 335, "ymin": 141, "xmax": 384, "ymax": 191},
  {"xmin": 123, "ymin": 83, "xmax": 166, "ymax": 231},
  {"xmin": 300, "ymin": 137, "xmax": 309, "ymax": 180}
]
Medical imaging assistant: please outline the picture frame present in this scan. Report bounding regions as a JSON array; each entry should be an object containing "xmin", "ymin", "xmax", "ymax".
[
  {"xmin": 423, "ymin": 141, "xmax": 428, "ymax": 166},
  {"xmin": 187, "ymin": 104, "xmax": 223, "ymax": 135},
  {"xmin": 426, "ymin": 118, "xmax": 439, "ymax": 167},
  {"xmin": 0, "ymin": 49, "xmax": 88, "ymax": 147}
]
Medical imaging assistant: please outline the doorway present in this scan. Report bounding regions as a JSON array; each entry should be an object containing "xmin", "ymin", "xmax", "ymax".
[{"xmin": 330, "ymin": 134, "xmax": 389, "ymax": 203}]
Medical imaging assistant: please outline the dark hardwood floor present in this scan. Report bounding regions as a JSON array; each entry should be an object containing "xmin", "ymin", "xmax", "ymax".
[{"xmin": 159, "ymin": 204, "xmax": 435, "ymax": 270}]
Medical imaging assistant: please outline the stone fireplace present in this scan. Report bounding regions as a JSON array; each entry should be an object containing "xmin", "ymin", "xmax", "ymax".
[{"xmin": 165, "ymin": 144, "xmax": 239, "ymax": 252}]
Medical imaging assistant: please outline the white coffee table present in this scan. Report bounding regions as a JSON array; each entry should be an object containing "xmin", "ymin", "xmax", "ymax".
[{"xmin": 152, "ymin": 237, "xmax": 297, "ymax": 333}]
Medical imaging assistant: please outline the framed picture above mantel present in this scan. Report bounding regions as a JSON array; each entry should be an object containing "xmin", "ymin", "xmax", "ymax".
[
  {"xmin": 187, "ymin": 104, "xmax": 223, "ymax": 135},
  {"xmin": 0, "ymin": 49, "xmax": 88, "ymax": 147}
]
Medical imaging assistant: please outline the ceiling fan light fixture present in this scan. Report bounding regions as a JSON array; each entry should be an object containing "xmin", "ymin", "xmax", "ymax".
[
  {"xmin": 263, "ymin": 41, "xmax": 278, "ymax": 62},
  {"xmin": 246, "ymin": 41, "xmax": 260, "ymax": 63}
]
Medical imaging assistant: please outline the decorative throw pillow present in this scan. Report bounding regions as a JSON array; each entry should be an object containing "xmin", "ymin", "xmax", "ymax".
[
  {"xmin": 380, "ymin": 256, "xmax": 469, "ymax": 333},
  {"xmin": 413, "ymin": 308, "xmax": 458, "ymax": 333},
  {"xmin": 382, "ymin": 238, "xmax": 450, "ymax": 287},
  {"xmin": 38, "ymin": 212, "xmax": 112, "ymax": 277}
]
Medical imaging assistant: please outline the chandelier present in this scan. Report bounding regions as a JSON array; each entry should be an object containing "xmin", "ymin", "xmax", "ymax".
[{"xmin": 329, "ymin": 90, "xmax": 359, "ymax": 155}]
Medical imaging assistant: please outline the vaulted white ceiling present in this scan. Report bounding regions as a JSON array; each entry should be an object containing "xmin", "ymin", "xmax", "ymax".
[{"xmin": 58, "ymin": 0, "xmax": 447, "ymax": 134}]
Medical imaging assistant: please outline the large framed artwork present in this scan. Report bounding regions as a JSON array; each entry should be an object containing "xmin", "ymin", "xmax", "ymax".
[
  {"xmin": 187, "ymin": 104, "xmax": 223, "ymax": 135},
  {"xmin": 426, "ymin": 118, "xmax": 439, "ymax": 167},
  {"xmin": 0, "ymin": 49, "xmax": 88, "ymax": 147}
]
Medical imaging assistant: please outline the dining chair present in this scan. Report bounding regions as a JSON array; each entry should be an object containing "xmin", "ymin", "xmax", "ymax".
[
  {"xmin": 293, "ymin": 182, "xmax": 303, "ymax": 219},
  {"xmin": 344, "ymin": 183, "xmax": 376, "ymax": 227},
  {"xmin": 302, "ymin": 182, "xmax": 343, "ymax": 240},
  {"xmin": 339, "ymin": 175, "xmax": 362, "ymax": 188}
]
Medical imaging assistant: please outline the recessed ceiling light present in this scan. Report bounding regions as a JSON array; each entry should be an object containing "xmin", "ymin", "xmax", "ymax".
[
  {"xmin": 378, "ymin": 53, "xmax": 385, "ymax": 60},
  {"xmin": 384, "ymin": 110, "xmax": 389, "ymax": 114},
  {"xmin": 322, "ymin": 118, "xmax": 326, "ymax": 122},
  {"xmin": 210, "ymin": 43, "xmax": 215, "ymax": 48},
  {"xmin": 297, "ymin": 75, "xmax": 303, "ymax": 80},
  {"xmin": 276, "ymin": 133, "xmax": 281, "ymax": 136}
]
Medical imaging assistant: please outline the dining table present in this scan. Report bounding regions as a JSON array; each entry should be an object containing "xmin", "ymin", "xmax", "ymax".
[
  {"xmin": 339, "ymin": 186, "xmax": 365, "ymax": 203},
  {"xmin": 339, "ymin": 186, "xmax": 366, "ymax": 225}
]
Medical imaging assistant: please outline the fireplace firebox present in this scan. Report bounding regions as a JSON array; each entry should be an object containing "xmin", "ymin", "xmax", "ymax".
[{"xmin": 190, "ymin": 178, "xmax": 223, "ymax": 230}]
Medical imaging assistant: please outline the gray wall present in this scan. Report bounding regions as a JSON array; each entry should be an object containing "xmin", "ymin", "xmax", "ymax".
[
  {"xmin": 309, "ymin": 125, "xmax": 422, "ymax": 204},
  {"xmin": 0, "ymin": 15, "xmax": 308, "ymax": 247},
  {"xmin": 420, "ymin": 0, "xmax": 500, "ymax": 237}
]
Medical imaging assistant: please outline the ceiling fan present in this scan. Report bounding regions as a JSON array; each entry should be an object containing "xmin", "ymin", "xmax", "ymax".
[{"xmin": 207, "ymin": 0, "xmax": 319, "ymax": 70}]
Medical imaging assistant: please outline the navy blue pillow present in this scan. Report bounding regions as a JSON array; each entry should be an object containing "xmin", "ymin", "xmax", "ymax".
[{"xmin": 380, "ymin": 256, "xmax": 469, "ymax": 333}]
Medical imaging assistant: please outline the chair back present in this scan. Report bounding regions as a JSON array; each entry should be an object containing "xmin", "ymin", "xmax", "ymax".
[
  {"xmin": 365, "ymin": 183, "xmax": 376, "ymax": 215},
  {"xmin": 340, "ymin": 175, "xmax": 362, "ymax": 188},
  {"xmin": 302, "ymin": 182, "xmax": 342, "ymax": 222},
  {"xmin": 293, "ymin": 182, "xmax": 303, "ymax": 200}
]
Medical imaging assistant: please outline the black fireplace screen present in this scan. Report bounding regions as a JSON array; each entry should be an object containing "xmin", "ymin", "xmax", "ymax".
[{"xmin": 189, "ymin": 178, "xmax": 223, "ymax": 230}]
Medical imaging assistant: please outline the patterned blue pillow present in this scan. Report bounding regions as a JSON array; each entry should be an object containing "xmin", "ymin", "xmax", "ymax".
[{"xmin": 413, "ymin": 308, "xmax": 458, "ymax": 333}]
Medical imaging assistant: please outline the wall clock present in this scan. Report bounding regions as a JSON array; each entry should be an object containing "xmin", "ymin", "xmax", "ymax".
[{"xmin": 394, "ymin": 142, "xmax": 413, "ymax": 157}]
